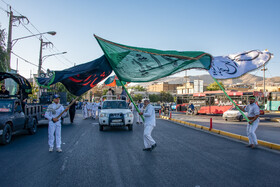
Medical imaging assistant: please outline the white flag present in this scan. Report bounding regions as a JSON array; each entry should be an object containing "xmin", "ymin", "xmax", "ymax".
[{"xmin": 209, "ymin": 50, "xmax": 272, "ymax": 79}]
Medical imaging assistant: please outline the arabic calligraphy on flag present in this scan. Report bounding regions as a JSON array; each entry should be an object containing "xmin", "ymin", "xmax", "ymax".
[
  {"xmin": 94, "ymin": 35, "xmax": 212, "ymax": 82},
  {"xmin": 209, "ymin": 50, "xmax": 272, "ymax": 79},
  {"xmin": 36, "ymin": 55, "xmax": 112, "ymax": 96}
]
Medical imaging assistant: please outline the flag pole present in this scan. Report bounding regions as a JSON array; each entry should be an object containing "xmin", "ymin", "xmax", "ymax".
[
  {"xmin": 212, "ymin": 77, "xmax": 250, "ymax": 123},
  {"xmin": 56, "ymin": 97, "xmax": 79, "ymax": 119},
  {"xmin": 119, "ymin": 80, "xmax": 145, "ymax": 122}
]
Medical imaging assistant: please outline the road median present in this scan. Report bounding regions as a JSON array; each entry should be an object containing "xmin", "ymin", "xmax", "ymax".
[{"xmin": 160, "ymin": 115, "xmax": 280, "ymax": 151}]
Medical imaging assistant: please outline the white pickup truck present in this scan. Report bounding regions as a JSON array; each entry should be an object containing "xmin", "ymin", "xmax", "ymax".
[{"xmin": 99, "ymin": 95, "xmax": 134, "ymax": 131}]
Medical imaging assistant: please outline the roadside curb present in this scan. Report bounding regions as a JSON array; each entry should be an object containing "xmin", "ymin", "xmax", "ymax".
[
  {"xmin": 160, "ymin": 115, "xmax": 280, "ymax": 151},
  {"xmin": 270, "ymin": 118, "xmax": 280, "ymax": 122}
]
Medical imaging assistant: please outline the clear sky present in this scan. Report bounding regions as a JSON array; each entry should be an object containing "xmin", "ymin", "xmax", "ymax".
[{"xmin": 0, "ymin": 0, "xmax": 279, "ymax": 79}]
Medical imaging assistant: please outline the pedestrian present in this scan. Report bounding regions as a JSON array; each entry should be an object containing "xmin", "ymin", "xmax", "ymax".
[
  {"xmin": 0, "ymin": 84, "xmax": 9, "ymax": 98},
  {"xmin": 82, "ymin": 101, "xmax": 88, "ymax": 119},
  {"xmin": 91, "ymin": 100, "xmax": 98, "ymax": 119},
  {"xmin": 69, "ymin": 99, "xmax": 77, "ymax": 124},
  {"xmin": 239, "ymin": 96, "xmax": 260, "ymax": 149},
  {"xmin": 139, "ymin": 99, "xmax": 157, "ymax": 151},
  {"xmin": 87, "ymin": 101, "xmax": 92, "ymax": 118},
  {"xmin": 121, "ymin": 87, "xmax": 127, "ymax": 101},
  {"xmin": 45, "ymin": 95, "xmax": 68, "ymax": 152},
  {"xmin": 137, "ymin": 100, "xmax": 144, "ymax": 124},
  {"xmin": 107, "ymin": 88, "xmax": 113, "ymax": 100}
]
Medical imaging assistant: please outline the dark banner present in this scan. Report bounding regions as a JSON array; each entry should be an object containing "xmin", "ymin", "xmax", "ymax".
[{"xmin": 36, "ymin": 55, "xmax": 112, "ymax": 96}]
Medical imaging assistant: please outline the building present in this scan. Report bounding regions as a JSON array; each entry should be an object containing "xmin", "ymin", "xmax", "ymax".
[
  {"xmin": 147, "ymin": 82, "xmax": 181, "ymax": 93},
  {"xmin": 176, "ymin": 79, "xmax": 206, "ymax": 94}
]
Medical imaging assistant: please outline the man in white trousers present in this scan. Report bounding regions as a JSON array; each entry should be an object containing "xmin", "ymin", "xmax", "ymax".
[
  {"xmin": 136, "ymin": 100, "xmax": 144, "ymax": 124},
  {"xmin": 139, "ymin": 99, "xmax": 157, "ymax": 151},
  {"xmin": 45, "ymin": 95, "xmax": 68, "ymax": 152},
  {"xmin": 82, "ymin": 101, "xmax": 88, "ymax": 119},
  {"xmin": 91, "ymin": 100, "xmax": 98, "ymax": 119},
  {"xmin": 239, "ymin": 96, "xmax": 260, "ymax": 149}
]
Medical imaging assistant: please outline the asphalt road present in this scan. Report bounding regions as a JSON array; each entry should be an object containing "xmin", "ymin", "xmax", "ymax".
[
  {"xmin": 1, "ymin": 110, "xmax": 280, "ymax": 187},
  {"xmin": 171, "ymin": 112, "xmax": 280, "ymax": 144}
]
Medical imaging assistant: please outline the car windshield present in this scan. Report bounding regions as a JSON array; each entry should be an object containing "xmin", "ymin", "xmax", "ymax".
[
  {"xmin": 102, "ymin": 101, "xmax": 128, "ymax": 109},
  {"xmin": 0, "ymin": 100, "xmax": 13, "ymax": 113}
]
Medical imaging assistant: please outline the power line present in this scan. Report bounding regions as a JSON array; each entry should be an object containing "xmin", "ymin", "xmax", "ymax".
[
  {"xmin": 11, "ymin": 51, "xmax": 46, "ymax": 71},
  {"xmin": 0, "ymin": 5, "xmax": 8, "ymax": 13},
  {"xmin": 1, "ymin": 0, "xmax": 75, "ymax": 67}
]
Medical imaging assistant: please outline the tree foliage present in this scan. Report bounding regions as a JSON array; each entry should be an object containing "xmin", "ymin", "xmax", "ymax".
[
  {"xmin": 131, "ymin": 85, "xmax": 146, "ymax": 91},
  {"xmin": 206, "ymin": 82, "xmax": 225, "ymax": 91},
  {"xmin": 159, "ymin": 91, "xmax": 174, "ymax": 102},
  {"xmin": 149, "ymin": 91, "xmax": 174, "ymax": 103},
  {"xmin": 149, "ymin": 94, "xmax": 160, "ymax": 103},
  {"xmin": 0, "ymin": 25, "xmax": 8, "ymax": 72},
  {"xmin": 132, "ymin": 94, "xmax": 143, "ymax": 102}
]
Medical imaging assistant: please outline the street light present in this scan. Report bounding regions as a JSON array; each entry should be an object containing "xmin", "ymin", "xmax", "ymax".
[
  {"xmin": 11, "ymin": 31, "xmax": 56, "ymax": 47},
  {"xmin": 42, "ymin": 52, "xmax": 67, "ymax": 62},
  {"xmin": 7, "ymin": 31, "xmax": 56, "ymax": 69}
]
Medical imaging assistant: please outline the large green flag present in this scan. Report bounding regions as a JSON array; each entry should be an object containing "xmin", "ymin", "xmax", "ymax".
[{"xmin": 95, "ymin": 35, "xmax": 212, "ymax": 82}]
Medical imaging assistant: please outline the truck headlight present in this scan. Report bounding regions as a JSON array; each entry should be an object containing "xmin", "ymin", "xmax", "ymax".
[
  {"xmin": 126, "ymin": 112, "xmax": 133, "ymax": 118},
  {"xmin": 100, "ymin": 113, "xmax": 107, "ymax": 117}
]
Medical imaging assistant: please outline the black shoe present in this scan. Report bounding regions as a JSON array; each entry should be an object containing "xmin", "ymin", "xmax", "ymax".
[
  {"xmin": 143, "ymin": 148, "xmax": 152, "ymax": 151},
  {"xmin": 151, "ymin": 143, "xmax": 157, "ymax": 150}
]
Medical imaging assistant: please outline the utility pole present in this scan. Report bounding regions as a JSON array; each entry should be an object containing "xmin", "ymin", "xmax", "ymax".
[
  {"xmin": 38, "ymin": 38, "xmax": 53, "ymax": 76},
  {"xmin": 7, "ymin": 6, "xmax": 13, "ymax": 70},
  {"xmin": 6, "ymin": 6, "xmax": 29, "ymax": 70},
  {"xmin": 261, "ymin": 64, "xmax": 267, "ymax": 104}
]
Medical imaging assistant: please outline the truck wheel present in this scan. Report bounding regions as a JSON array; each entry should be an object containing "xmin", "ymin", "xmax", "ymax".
[
  {"xmin": 0, "ymin": 124, "xmax": 12, "ymax": 145},
  {"xmin": 128, "ymin": 124, "xmax": 133, "ymax": 131},
  {"xmin": 28, "ymin": 118, "xmax": 38, "ymax": 135},
  {"xmin": 99, "ymin": 125, "xmax": 103, "ymax": 131}
]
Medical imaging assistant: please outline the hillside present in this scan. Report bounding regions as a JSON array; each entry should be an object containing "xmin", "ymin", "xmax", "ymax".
[{"xmin": 132, "ymin": 74, "xmax": 280, "ymax": 87}]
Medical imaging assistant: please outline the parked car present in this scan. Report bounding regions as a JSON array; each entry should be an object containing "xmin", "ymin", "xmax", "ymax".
[
  {"xmin": 99, "ymin": 98, "xmax": 134, "ymax": 131},
  {"xmin": 222, "ymin": 105, "xmax": 248, "ymax": 121},
  {"xmin": 171, "ymin": 103, "xmax": 177, "ymax": 111},
  {"xmin": 151, "ymin": 103, "xmax": 161, "ymax": 113}
]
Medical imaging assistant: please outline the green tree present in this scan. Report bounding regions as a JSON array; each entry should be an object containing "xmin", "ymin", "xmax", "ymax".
[
  {"xmin": 0, "ymin": 25, "xmax": 8, "ymax": 72},
  {"xmin": 102, "ymin": 89, "xmax": 108, "ymax": 96},
  {"xmin": 149, "ymin": 94, "xmax": 160, "ymax": 103},
  {"xmin": 133, "ymin": 85, "xmax": 146, "ymax": 91},
  {"xmin": 132, "ymin": 94, "xmax": 143, "ymax": 102},
  {"xmin": 206, "ymin": 82, "xmax": 225, "ymax": 91},
  {"xmin": 159, "ymin": 91, "xmax": 174, "ymax": 102}
]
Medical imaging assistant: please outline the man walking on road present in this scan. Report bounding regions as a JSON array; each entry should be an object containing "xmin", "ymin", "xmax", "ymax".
[
  {"xmin": 69, "ymin": 99, "xmax": 77, "ymax": 124},
  {"xmin": 45, "ymin": 95, "xmax": 68, "ymax": 152},
  {"xmin": 139, "ymin": 99, "xmax": 157, "ymax": 151},
  {"xmin": 239, "ymin": 96, "xmax": 260, "ymax": 149}
]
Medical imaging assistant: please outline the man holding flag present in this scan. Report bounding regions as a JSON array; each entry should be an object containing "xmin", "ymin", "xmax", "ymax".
[
  {"xmin": 239, "ymin": 96, "xmax": 260, "ymax": 149},
  {"xmin": 139, "ymin": 99, "xmax": 157, "ymax": 151},
  {"xmin": 45, "ymin": 95, "xmax": 69, "ymax": 152}
]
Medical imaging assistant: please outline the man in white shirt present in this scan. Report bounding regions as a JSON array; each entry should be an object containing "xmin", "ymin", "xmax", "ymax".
[
  {"xmin": 139, "ymin": 99, "xmax": 157, "ymax": 151},
  {"xmin": 240, "ymin": 96, "xmax": 260, "ymax": 149},
  {"xmin": 45, "ymin": 95, "xmax": 68, "ymax": 152},
  {"xmin": 82, "ymin": 101, "xmax": 88, "ymax": 119},
  {"xmin": 91, "ymin": 100, "xmax": 98, "ymax": 119}
]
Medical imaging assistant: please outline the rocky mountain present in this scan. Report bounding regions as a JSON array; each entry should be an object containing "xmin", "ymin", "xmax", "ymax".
[{"xmin": 133, "ymin": 74, "xmax": 280, "ymax": 87}]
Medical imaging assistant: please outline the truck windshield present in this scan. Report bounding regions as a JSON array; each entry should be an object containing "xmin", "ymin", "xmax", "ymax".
[
  {"xmin": 0, "ymin": 100, "xmax": 13, "ymax": 113},
  {"xmin": 102, "ymin": 101, "xmax": 128, "ymax": 109}
]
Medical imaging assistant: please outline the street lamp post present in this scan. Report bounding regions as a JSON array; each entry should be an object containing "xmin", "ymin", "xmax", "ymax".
[
  {"xmin": 42, "ymin": 52, "xmax": 67, "ymax": 62},
  {"xmin": 7, "ymin": 31, "xmax": 56, "ymax": 71}
]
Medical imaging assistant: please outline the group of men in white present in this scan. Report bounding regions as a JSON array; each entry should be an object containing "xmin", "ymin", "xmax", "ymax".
[{"xmin": 82, "ymin": 100, "xmax": 101, "ymax": 120}]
